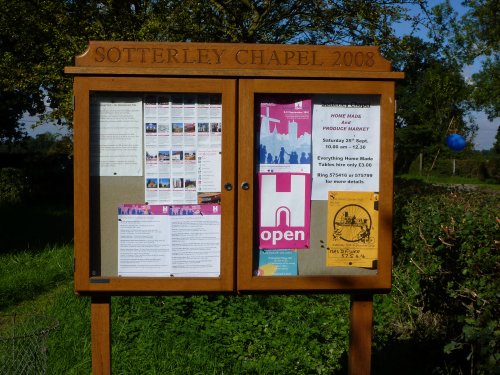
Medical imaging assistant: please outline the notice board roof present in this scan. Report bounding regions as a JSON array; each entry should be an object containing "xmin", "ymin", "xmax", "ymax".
[{"xmin": 65, "ymin": 41, "xmax": 404, "ymax": 79}]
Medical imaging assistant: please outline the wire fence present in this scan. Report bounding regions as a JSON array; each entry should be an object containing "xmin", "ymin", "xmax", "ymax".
[{"xmin": 0, "ymin": 314, "xmax": 58, "ymax": 375}]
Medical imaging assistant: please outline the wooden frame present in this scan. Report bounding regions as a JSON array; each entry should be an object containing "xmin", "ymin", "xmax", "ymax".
[
  {"xmin": 237, "ymin": 79, "xmax": 395, "ymax": 293},
  {"xmin": 73, "ymin": 77, "xmax": 237, "ymax": 293}
]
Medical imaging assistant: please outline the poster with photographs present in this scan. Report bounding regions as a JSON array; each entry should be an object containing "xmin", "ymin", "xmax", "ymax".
[{"xmin": 143, "ymin": 94, "xmax": 222, "ymax": 204}]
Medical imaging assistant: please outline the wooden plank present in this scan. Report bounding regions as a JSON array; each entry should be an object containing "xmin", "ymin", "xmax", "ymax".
[
  {"xmin": 349, "ymin": 294, "xmax": 373, "ymax": 375},
  {"xmin": 236, "ymin": 79, "xmax": 255, "ymax": 290},
  {"xmin": 73, "ymin": 77, "xmax": 91, "ymax": 291},
  {"xmin": 70, "ymin": 42, "xmax": 394, "ymax": 73},
  {"xmin": 91, "ymin": 296, "xmax": 111, "ymax": 375},
  {"xmin": 64, "ymin": 66, "xmax": 405, "ymax": 79}
]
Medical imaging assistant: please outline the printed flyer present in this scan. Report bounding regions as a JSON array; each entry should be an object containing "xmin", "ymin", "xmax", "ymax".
[
  {"xmin": 257, "ymin": 249, "xmax": 298, "ymax": 276},
  {"xmin": 90, "ymin": 95, "xmax": 143, "ymax": 176},
  {"xmin": 326, "ymin": 191, "xmax": 379, "ymax": 268},
  {"xmin": 311, "ymin": 94, "xmax": 380, "ymax": 200},
  {"xmin": 118, "ymin": 203, "xmax": 221, "ymax": 277},
  {"xmin": 258, "ymin": 97, "xmax": 312, "ymax": 173},
  {"xmin": 143, "ymin": 94, "xmax": 222, "ymax": 205}
]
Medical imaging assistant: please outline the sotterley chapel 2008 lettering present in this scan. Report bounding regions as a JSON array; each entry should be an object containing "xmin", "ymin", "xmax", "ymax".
[{"xmin": 87, "ymin": 44, "xmax": 383, "ymax": 69}]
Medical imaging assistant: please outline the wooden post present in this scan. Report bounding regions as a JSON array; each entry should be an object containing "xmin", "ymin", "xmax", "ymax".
[
  {"xmin": 349, "ymin": 294, "xmax": 373, "ymax": 375},
  {"xmin": 91, "ymin": 296, "xmax": 111, "ymax": 375}
]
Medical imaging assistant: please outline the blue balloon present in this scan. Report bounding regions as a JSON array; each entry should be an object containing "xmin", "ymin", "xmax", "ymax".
[{"xmin": 446, "ymin": 134, "xmax": 466, "ymax": 151}]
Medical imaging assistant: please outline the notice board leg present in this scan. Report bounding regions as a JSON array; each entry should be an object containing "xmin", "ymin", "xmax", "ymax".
[
  {"xmin": 91, "ymin": 295, "xmax": 111, "ymax": 375},
  {"xmin": 348, "ymin": 294, "xmax": 373, "ymax": 375}
]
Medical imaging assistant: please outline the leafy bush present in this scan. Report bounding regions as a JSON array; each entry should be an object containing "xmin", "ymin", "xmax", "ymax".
[
  {"xmin": 0, "ymin": 167, "xmax": 29, "ymax": 206},
  {"xmin": 376, "ymin": 179, "xmax": 499, "ymax": 374},
  {"xmin": 111, "ymin": 294, "xmax": 350, "ymax": 374},
  {"xmin": 480, "ymin": 155, "xmax": 500, "ymax": 183}
]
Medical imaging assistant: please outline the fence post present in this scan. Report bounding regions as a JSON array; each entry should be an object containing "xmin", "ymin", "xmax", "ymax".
[
  {"xmin": 349, "ymin": 294, "xmax": 373, "ymax": 375},
  {"xmin": 91, "ymin": 295, "xmax": 111, "ymax": 375}
]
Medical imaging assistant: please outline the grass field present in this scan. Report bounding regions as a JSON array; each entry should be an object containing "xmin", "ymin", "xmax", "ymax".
[{"xmin": 0, "ymin": 243, "xmax": 353, "ymax": 374}]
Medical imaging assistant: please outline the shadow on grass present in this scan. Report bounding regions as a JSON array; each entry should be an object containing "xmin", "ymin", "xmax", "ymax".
[
  {"xmin": 371, "ymin": 339, "xmax": 466, "ymax": 374},
  {"xmin": 333, "ymin": 338, "xmax": 466, "ymax": 374},
  {"xmin": 0, "ymin": 202, "xmax": 73, "ymax": 253}
]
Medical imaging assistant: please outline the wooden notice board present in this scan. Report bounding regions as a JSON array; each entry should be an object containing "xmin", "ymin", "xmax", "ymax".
[{"xmin": 66, "ymin": 41, "xmax": 403, "ymax": 295}]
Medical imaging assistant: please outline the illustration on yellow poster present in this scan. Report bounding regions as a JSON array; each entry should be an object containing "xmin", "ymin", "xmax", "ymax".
[{"xmin": 326, "ymin": 191, "xmax": 379, "ymax": 268}]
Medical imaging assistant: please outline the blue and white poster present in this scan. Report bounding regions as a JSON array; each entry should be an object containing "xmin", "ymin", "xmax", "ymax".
[{"xmin": 258, "ymin": 97, "xmax": 312, "ymax": 173}]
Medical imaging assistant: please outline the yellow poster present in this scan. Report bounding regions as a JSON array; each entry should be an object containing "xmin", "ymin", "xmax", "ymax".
[{"xmin": 326, "ymin": 191, "xmax": 379, "ymax": 268}]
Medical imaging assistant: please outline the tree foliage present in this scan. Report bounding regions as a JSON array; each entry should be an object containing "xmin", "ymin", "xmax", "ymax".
[
  {"xmin": 1, "ymin": 0, "xmax": 498, "ymax": 170},
  {"xmin": 0, "ymin": 0, "xmax": 58, "ymax": 142},
  {"xmin": 389, "ymin": 35, "xmax": 472, "ymax": 173},
  {"xmin": 470, "ymin": 57, "xmax": 499, "ymax": 121},
  {"xmin": 456, "ymin": 0, "xmax": 499, "ymax": 61},
  {"xmin": 455, "ymin": 0, "xmax": 500, "ymax": 123},
  {"xmin": 494, "ymin": 126, "xmax": 500, "ymax": 154},
  {"xmin": 1, "ymin": 0, "xmax": 431, "ymax": 143}
]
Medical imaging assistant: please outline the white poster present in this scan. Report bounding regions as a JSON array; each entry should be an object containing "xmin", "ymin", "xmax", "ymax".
[
  {"xmin": 118, "ymin": 212, "xmax": 171, "ymax": 277},
  {"xmin": 90, "ymin": 96, "xmax": 143, "ymax": 176},
  {"xmin": 118, "ymin": 204, "xmax": 221, "ymax": 277},
  {"xmin": 312, "ymin": 95, "xmax": 380, "ymax": 200}
]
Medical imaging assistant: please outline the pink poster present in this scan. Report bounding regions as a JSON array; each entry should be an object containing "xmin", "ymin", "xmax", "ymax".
[{"xmin": 258, "ymin": 173, "xmax": 311, "ymax": 249}]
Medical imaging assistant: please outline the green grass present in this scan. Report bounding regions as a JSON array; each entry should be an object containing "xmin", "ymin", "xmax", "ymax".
[
  {"xmin": 0, "ymin": 244, "xmax": 91, "ymax": 374},
  {"xmin": 0, "ymin": 242, "xmax": 351, "ymax": 374},
  {"xmin": 46, "ymin": 282, "xmax": 92, "ymax": 374},
  {"xmin": 0, "ymin": 244, "xmax": 73, "ymax": 310}
]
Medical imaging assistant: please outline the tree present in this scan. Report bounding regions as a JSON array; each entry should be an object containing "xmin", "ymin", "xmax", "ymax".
[
  {"xmin": 0, "ymin": 0, "xmax": 60, "ymax": 142},
  {"xmin": 455, "ymin": 0, "xmax": 499, "ymax": 120},
  {"xmin": 494, "ymin": 125, "xmax": 500, "ymax": 154},
  {"xmin": 387, "ymin": 34, "xmax": 472, "ymax": 173},
  {"xmin": 470, "ymin": 57, "xmax": 499, "ymax": 121},
  {"xmin": 456, "ymin": 0, "xmax": 499, "ymax": 60},
  {"xmin": 141, "ymin": 0, "xmax": 423, "ymax": 45},
  {"xmin": 0, "ymin": 0, "xmax": 433, "ymax": 142}
]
